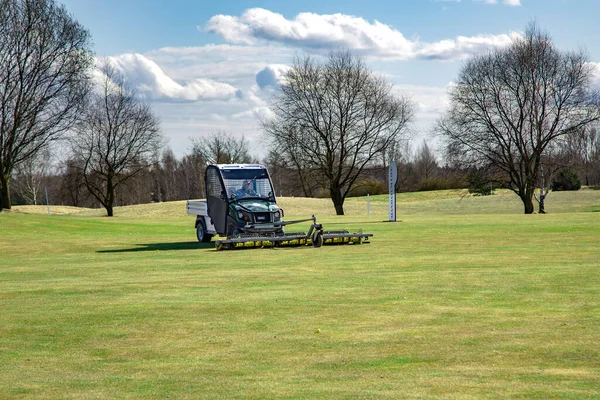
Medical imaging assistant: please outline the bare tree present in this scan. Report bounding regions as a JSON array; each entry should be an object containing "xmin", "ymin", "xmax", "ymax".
[
  {"xmin": 0, "ymin": 0, "xmax": 93, "ymax": 211},
  {"xmin": 414, "ymin": 140, "xmax": 439, "ymax": 181},
  {"xmin": 563, "ymin": 123, "xmax": 600, "ymax": 186},
  {"xmin": 150, "ymin": 148, "xmax": 179, "ymax": 202},
  {"xmin": 262, "ymin": 148, "xmax": 313, "ymax": 197},
  {"xmin": 266, "ymin": 126, "xmax": 324, "ymax": 197},
  {"xmin": 263, "ymin": 51, "xmax": 414, "ymax": 215},
  {"xmin": 191, "ymin": 131, "xmax": 252, "ymax": 164},
  {"xmin": 57, "ymin": 157, "xmax": 90, "ymax": 207},
  {"xmin": 178, "ymin": 149, "xmax": 206, "ymax": 200},
  {"xmin": 436, "ymin": 23, "xmax": 600, "ymax": 214},
  {"xmin": 71, "ymin": 62, "xmax": 162, "ymax": 216},
  {"xmin": 378, "ymin": 136, "xmax": 408, "ymax": 170},
  {"xmin": 11, "ymin": 147, "xmax": 53, "ymax": 205}
]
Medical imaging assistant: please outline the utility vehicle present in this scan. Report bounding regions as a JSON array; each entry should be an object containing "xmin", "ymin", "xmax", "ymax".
[{"xmin": 187, "ymin": 164, "xmax": 371, "ymax": 250}]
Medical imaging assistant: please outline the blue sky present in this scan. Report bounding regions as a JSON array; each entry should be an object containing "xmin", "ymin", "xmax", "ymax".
[{"xmin": 60, "ymin": 0, "xmax": 600, "ymax": 158}]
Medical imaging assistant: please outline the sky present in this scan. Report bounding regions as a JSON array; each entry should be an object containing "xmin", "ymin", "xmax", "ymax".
[{"xmin": 59, "ymin": 0, "xmax": 600, "ymax": 159}]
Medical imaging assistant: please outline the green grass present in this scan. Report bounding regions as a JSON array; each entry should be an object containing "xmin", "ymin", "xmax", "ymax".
[{"xmin": 1, "ymin": 190, "xmax": 600, "ymax": 398}]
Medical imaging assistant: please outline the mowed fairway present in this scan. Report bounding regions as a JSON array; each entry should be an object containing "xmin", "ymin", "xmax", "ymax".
[{"xmin": 1, "ymin": 191, "xmax": 599, "ymax": 398}]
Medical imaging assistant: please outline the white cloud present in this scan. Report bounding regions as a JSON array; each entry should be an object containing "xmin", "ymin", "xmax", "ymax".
[
  {"xmin": 232, "ymin": 106, "xmax": 274, "ymax": 121},
  {"xmin": 205, "ymin": 8, "xmax": 519, "ymax": 61},
  {"xmin": 205, "ymin": 8, "xmax": 415, "ymax": 57},
  {"xmin": 145, "ymin": 45, "xmax": 295, "ymax": 88},
  {"xmin": 150, "ymin": 81, "xmax": 452, "ymax": 158},
  {"xmin": 417, "ymin": 32, "xmax": 519, "ymax": 60},
  {"xmin": 152, "ymin": 99, "xmax": 267, "ymax": 157},
  {"xmin": 588, "ymin": 62, "xmax": 600, "ymax": 89},
  {"xmin": 96, "ymin": 8, "xmax": 531, "ymax": 158},
  {"xmin": 255, "ymin": 64, "xmax": 292, "ymax": 88},
  {"xmin": 105, "ymin": 53, "xmax": 241, "ymax": 101}
]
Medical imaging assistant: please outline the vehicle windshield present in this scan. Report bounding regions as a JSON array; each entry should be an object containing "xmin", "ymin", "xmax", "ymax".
[{"xmin": 220, "ymin": 168, "xmax": 274, "ymax": 201}]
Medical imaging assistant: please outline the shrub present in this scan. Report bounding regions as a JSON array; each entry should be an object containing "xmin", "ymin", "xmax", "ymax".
[
  {"xmin": 467, "ymin": 170, "xmax": 493, "ymax": 196},
  {"xmin": 417, "ymin": 177, "xmax": 451, "ymax": 192},
  {"xmin": 314, "ymin": 187, "xmax": 330, "ymax": 198},
  {"xmin": 347, "ymin": 179, "xmax": 387, "ymax": 197},
  {"xmin": 551, "ymin": 169, "xmax": 581, "ymax": 191}
]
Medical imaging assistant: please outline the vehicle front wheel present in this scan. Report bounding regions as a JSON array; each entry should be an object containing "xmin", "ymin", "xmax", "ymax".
[{"xmin": 196, "ymin": 220, "xmax": 213, "ymax": 243}]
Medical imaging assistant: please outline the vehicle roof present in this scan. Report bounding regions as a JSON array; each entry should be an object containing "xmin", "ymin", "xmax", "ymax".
[{"xmin": 209, "ymin": 164, "xmax": 266, "ymax": 170}]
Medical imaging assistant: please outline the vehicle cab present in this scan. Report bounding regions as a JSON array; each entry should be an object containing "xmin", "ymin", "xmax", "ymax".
[{"xmin": 205, "ymin": 164, "xmax": 284, "ymax": 237}]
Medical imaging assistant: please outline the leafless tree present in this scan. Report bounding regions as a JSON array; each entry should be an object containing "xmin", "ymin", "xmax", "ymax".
[
  {"xmin": 263, "ymin": 51, "xmax": 414, "ymax": 215},
  {"xmin": 57, "ymin": 157, "xmax": 90, "ymax": 207},
  {"xmin": 262, "ymin": 149, "xmax": 311, "ymax": 197},
  {"xmin": 11, "ymin": 147, "xmax": 53, "ymax": 205},
  {"xmin": 264, "ymin": 127, "xmax": 324, "ymax": 197},
  {"xmin": 0, "ymin": 0, "xmax": 93, "ymax": 211},
  {"xmin": 191, "ymin": 131, "xmax": 252, "ymax": 164},
  {"xmin": 149, "ymin": 148, "xmax": 179, "ymax": 202},
  {"xmin": 178, "ymin": 150, "xmax": 207, "ymax": 200},
  {"xmin": 378, "ymin": 136, "xmax": 408, "ymax": 171},
  {"xmin": 71, "ymin": 62, "xmax": 162, "ymax": 216},
  {"xmin": 436, "ymin": 23, "xmax": 600, "ymax": 213},
  {"xmin": 533, "ymin": 152, "xmax": 565, "ymax": 214},
  {"xmin": 562, "ymin": 123, "xmax": 600, "ymax": 186},
  {"xmin": 413, "ymin": 140, "xmax": 439, "ymax": 181}
]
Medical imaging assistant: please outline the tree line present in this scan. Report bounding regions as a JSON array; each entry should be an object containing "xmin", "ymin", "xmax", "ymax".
[
  {"xmin": 2, "ymin": 0, "xmax": 600, "ymax": 216},
  {"xmin": 10, "ymin": 128, "xmax": 600, "ymax": 211}
]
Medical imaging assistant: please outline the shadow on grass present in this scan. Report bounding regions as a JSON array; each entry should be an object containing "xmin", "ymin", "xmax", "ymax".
[
  {"xmin": 321, "ymin": 220, "xmax": 401, "ymax": 226},
  {"xmin": 98, "ymin": 242, "xmax": 213, "ymax": 253}
]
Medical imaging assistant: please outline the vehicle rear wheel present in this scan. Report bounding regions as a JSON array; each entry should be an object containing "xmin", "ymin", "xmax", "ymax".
[{"xmin": 196, "ymin": 220, "xmax": 213, "ymax": 243}]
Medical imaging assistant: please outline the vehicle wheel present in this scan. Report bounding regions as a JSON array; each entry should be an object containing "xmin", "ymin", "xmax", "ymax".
[
  {"xmin": 312, "ymin": 231, "xmax": 323, "ymax": 248},
  {"xmin": 196, "ymin": 220, "xmax": 213, "ymax": 243},
  {"xmin": 225, "ymin": 223, "xmax": 237, "ymax": 238}
]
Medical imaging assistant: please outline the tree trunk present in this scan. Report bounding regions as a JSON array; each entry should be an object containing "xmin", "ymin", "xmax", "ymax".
[
  {"xmin": 537, "ymin": 188, "xmax": 547, "ymax": 214},
  {"xmin": 330, "ymin": 185, "xmax": 345, "ymax": 215},
  {"xmin": 520, "ymin": 192, "xmax": 535, "ymax": 214},
  {"xmin": 0, "ymin": 173, "xmax": 11, "ymax": 211},
  {"xmin": 105, "ymin": 175, "xmax": 115, "ymax": 217}
]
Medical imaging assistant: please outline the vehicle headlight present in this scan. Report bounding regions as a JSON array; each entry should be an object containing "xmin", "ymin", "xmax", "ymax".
[
  {"xmin": 274, "ymin": 211, "xmax": 280, "ymax": 220},
  {"xmin": 237, "ymin": 211, "xmax": 250, "ymax": 222}
]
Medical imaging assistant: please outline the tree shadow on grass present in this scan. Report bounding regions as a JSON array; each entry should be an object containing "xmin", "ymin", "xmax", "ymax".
[{"xmin": 98, "ymin": 242, "xmax": 214, "ymax": 253}]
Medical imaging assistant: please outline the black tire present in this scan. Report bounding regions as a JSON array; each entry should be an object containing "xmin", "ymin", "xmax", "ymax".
[
  {"xmin": 196, "ymin": 220, "xmax": 213, "ymax": 243},
  {"xmin": 312, "ymin": 231, "xmax": 323, "ymax": 248},
  {"xmin": 225, "ymin": 222, "xmax": 237, "ymax": 238}
]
